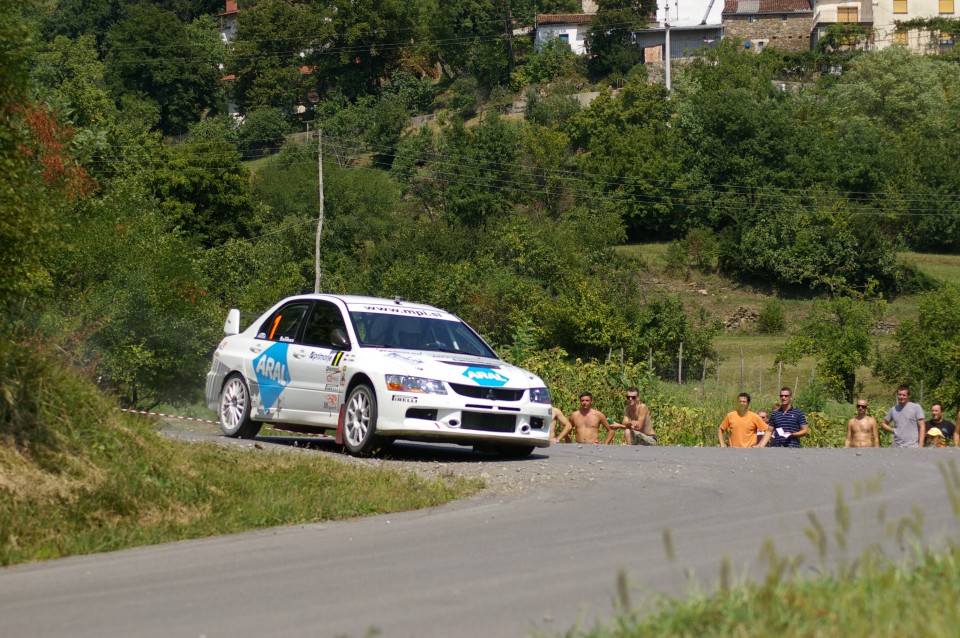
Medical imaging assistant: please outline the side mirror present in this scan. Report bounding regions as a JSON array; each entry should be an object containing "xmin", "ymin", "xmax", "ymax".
[
  {"xmin": 224, "ymin": 309, "xmax": 241, "ymax": 336},
  {"xmin": 331, "ymin": 328, "xmax": 350, "ymax": 350}
]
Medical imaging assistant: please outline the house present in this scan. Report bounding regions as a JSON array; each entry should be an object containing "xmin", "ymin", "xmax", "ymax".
[
  {"xmin": 871, "ymin": 0, "xmax": 956, "ymax": 51},
  {"xmin": 723, "ymin": 0, "xmax": 815, "ymax": 52},
  {"xmin": 534, "ymin": 13, "xmax": 594, "ymax": 55},
  {"xmin": 219, "ymin": 0, "xmax": 239, "ymax": 44},
  {"xmin": 810, "ymin": 0, "xmax": 873, "ymax": 50},
  {"xmin": 633, "ymin": 0, "xmax": 724, "ymax": 62}
]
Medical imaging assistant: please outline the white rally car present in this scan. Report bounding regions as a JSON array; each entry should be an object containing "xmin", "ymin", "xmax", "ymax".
[{"xmin": 205, "ymin": 295, "xmax": 553, "ymax": 457}]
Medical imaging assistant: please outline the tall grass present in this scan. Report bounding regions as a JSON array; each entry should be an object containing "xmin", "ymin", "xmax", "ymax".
[{"xmin": 0, "ymin": 336, "xmax": 480, "ymax": 566}]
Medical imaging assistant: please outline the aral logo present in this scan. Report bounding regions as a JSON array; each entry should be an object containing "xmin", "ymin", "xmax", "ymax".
[
  {"xmin": 463, "ymin": 367, "xmax": 508, "ymax": 387},
  {"xmin": 253, "ymin": 342, "xmax": 290, "ymax": 411}
]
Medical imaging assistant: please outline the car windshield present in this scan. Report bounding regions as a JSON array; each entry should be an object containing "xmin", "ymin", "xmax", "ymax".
[{"xmin": 348, "ymin": 311, "xmax": 496, "ymax": 358}]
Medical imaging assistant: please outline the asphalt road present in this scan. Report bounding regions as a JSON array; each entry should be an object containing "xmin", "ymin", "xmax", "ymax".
[{"xmin": 2, "ymin": 443, "xmax": 959, "ymax": 638}]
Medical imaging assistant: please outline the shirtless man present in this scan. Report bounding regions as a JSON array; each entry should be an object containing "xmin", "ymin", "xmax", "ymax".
[
  {"xmin": 845, "ymin": 399, "xmax": 879, "ymax": 448},
  {"xmin": 605, "ymin": 386, "xmax": 657, "ymax": 445},
  {"xmin": 556, "ymin": 392, "xmax": 611, "ymax": 444},
  {"xmin": 549, "ymin": 406, "xmax": 573, "ymax": 444}
]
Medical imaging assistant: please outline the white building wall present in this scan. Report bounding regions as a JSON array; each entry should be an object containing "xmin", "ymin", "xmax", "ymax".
[
  {"xmin": 535, "ymin": 25, "xmax": 591, "ymax": 55},
  {"xmin": 656, "ymin": 0, "xmax": 726, "ymax": 26},
  {"xmin": 872, "ymin": 0, "xmax": 955, "ymax": 49}
]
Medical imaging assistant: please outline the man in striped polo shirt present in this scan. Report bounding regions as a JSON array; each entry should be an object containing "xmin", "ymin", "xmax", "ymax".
[{"xmin": 762, "ymin": 386, "xmax": 809, "ymax": 448}]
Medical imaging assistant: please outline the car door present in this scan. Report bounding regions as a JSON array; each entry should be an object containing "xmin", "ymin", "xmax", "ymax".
[
  {"xmin": 247, "ymin": 301, "xmax": 311, "ymax": 419},
  {"xmin": 284, "ymin": 300, "xmax": 350, "ymax": 424}
]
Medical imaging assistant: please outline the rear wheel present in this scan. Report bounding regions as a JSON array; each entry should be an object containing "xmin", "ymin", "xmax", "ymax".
[
  {"xmin": 343, "ymin": 384, "xmax": 381, "ymax": 455},
  {"xmin": 219, "ymin": 375, "xmax": 262, "ymax": 439}
]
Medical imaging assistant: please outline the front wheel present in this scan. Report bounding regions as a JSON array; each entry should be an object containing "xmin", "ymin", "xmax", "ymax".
[
  {"xmin": 493, "ymin": 444, "xmax": 535, "ymax": 459},
  {"xmin": 343, "ymin": 384, "xmax": 381, "ymax": 455},
  {"xmin": 218, "ymin": 375, "xmax": 262, "ymax": 439}
]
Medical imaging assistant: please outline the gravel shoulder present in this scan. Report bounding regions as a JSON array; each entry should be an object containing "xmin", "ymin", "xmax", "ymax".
[{"xmin": 158, "ymin": 418, "xmax": 607, "ymax": 498}]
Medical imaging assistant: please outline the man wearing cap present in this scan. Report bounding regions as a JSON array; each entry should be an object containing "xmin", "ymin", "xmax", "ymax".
[
  {"xmin": 718, "ymin": 392, "xmax": 768, "ymax": 448},
  {"xmin": 845, "ymin": 400, "xmax": 879, "ymax": 448},
  {"xmin": 924, "ymin": 402, "xmax": 956, "ymax": 448},
  {"xmin": 882, "ymin": 385, "xmax": 926, "ymax": 448}
]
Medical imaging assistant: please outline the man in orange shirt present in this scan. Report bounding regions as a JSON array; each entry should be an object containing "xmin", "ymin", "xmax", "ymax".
[{"xmin": 718, "ymin": 392, "xmax": 769, "ymax": 448}]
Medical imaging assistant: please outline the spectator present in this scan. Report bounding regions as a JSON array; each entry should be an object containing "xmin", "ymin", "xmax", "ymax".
[
  {"xmin": 555, "ymin": 392, "xmax": 611, "ymax": 444},
  {"xmin": 761, "ymin": 386, "xmax": 808, "ymax": 448},
  {"xmin": 718, "ymin": 392, "xmax": 768, "ymax": 448},
  {"xmin": 756, "ymin": 409, "xmax": 770, "ymax": 446},
  {"xmin": 882, "ymin": 385, "xmax": 926, "ymax": 448},
  {"xmin": 924, "ymin": 402, "xmax": 956, "ymax": 448},
  {"xmin": 550, "ymin": 406, "xmax": 572, "ymax": 444},
  {"xmin": 606, "ymin": 387, "xmax": 657, "ymax": 446},
  {"xmin": 845, "ymin": 400, "xmax": 879, "ymax": 448}
]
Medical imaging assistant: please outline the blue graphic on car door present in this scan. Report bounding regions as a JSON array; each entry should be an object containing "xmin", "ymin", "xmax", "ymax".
[
  {"xmin": 253, "ymin": 342, "xmax": 290, "ymax": 411},
  {"xmin": 463, "ymin": 367, "xmax": 509, "ymax": 387}
]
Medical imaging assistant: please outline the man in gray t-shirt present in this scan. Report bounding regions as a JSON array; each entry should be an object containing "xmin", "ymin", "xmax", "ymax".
[{"xmin": 882, "ymin": 385, "xmax": 927, "ymax": 448}]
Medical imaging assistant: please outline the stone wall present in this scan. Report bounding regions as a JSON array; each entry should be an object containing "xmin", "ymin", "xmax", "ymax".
[{"xmin": 724, "ymin": 16, "xmax": 813, "ymax": 51}]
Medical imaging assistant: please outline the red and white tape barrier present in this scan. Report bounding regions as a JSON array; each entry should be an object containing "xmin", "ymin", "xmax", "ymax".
[{"xmin": 119, "ymin": 408, "xmax": 219, "ymax": 425}]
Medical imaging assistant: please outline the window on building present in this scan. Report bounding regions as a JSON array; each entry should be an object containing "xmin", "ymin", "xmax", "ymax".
[
  {"xmin": 559, "ymin": 33, "xmax": 569, "ymax": 42},
  {"xmin": 893, "ymin": 0, "xmax": 907, "ymax": 14},
  {"xmin": 894, "ymin": 30, "xmax": 908, "ymax": 44},
  {"xmin": 837, "ymin": 6, "xmax": 858, "ymax": 21},
  {"xmin": 940, "ymin": 0, "xmax": 954, "ymax": 13}
]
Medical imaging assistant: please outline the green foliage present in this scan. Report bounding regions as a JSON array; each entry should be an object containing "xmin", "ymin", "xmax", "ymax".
[
  {"xmin": 756, "ymin": 299, "xmax": 786, "ymax": 335},
  {"xmin": 447, "ymin": 76, "xmax": 481, "ymax": 119},
  {"xmin": 103, "ymin": 5, "xmax": 221, "ymax": 135},
  {"xmin": 717, "ymin": 189, "xmax": 906, "ymax": 296},
  {"xmin": 816, "ymin": 23, "xmax": 872, "ymax": 53},
  {"xmin": 876, "ymin": 285, "xmax": 960, "ymax": 410},
  {"xmin": 150, "ymin": 137, "xmax": 254, "ymax": 248},
  {"xmin": 523, "ymin": 37, "xmax": 578, "ymax": 85},
  {"xmin": 778, "ymin": 297, "xmax": 884, "ymax": 402},
  {"xmin": 524, "ymin": 89, "xmax": 581, "ymax": 127},
  {"xmin": 587, "ymin": 0, "xmax": 653, "ymax": 78},
  {"xmin": 0, "ymin": 4, "xmax": 60, "ymax": 313},
  {"xmin": 45, "ymin": 177, "xmax": 221, "ymax": 407},
  {"xmin": 230, "ymin": 0, "xmax": 325, "ymax": 111},
  {"xmin": 237, "ymin": 107, "xmax": 290, "ymax": 158}
]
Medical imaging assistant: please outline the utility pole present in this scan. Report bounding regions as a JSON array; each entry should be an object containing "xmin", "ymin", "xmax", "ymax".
[
  {"xmin": 664, "ymin": 0, "xmax": 672, "ymax": 91},
  {"xmin": 315, "ymin": 129, "xmax": 324, "ymax": 293}
]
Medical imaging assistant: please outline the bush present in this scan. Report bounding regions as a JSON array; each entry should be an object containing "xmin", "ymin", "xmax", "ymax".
[
  {"xmin": 237, "ymin": 108, "xmax": 290, "ymax": 159},
  {"xmin": 756, "ymin": 299, "xmax": 786, "ymax": 334}
]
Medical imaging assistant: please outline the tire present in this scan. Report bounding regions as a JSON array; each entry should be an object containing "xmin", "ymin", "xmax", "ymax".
[
  {"xmin": 343, "ymin": 384, "xmax": 381, "ymax": 455},
  {"xmin": 494, "ymin": 444, "xmax": 535, "ymax": 459},
  {"xmin": 218, "ymin": 374, "xmax": 262, "ymax": 439}
]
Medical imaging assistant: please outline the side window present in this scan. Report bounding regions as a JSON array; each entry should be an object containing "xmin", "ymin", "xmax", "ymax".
[
  {"xmin": 257, "ymin": 302, "xmax": 311, "ymax": 343},
  {"xmin": 301, "ymin": 301, "xmax": 348, "ymax": 348}
]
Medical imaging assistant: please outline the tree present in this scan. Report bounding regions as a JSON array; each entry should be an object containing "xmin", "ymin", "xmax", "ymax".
[
  {"xmin": 587, "ymin": 0, "xmax": 654, "ymax": 78},
  {"xmin": 150, "ymin": 136, "xmax": 255, "ymax": 249},
  {"xmin": 104, "ymin": 5, "xmax": 222, "ymax": 134},
  {"xmin": 778, "ymin": 297, "xmax": 884, "ymax": 402},
  {"xmin": 314, "ymin": 0, "xmax": 423, "ymax": 97},
  {"xmin": 0, "ymin": 4, "xmax": 64, "ymax": 313},
  {"xmin": 230, "ymin": 0, "xmax": 325, "ymax": 112},
  {"xmin": 46, "ymin": 177, "xmax": 219, "ymax": 406},
  {"xmin": 876, "ymin": 285, "xmax": 960, "ymax": 409}
]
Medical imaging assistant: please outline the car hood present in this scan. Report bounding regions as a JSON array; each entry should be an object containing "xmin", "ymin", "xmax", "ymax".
[{"xmin": 368, "ymin": 349, "xmax": 545, "ymax": 389}]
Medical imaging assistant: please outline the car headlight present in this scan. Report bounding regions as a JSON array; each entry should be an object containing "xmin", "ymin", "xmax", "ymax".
[
  {"xmin": 385, "ymin": 375, "xmax": 447, "ymax": 395},
  {"xmin": 529, "ymin": 387, "xmax": 551, "ymax": 403}
]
